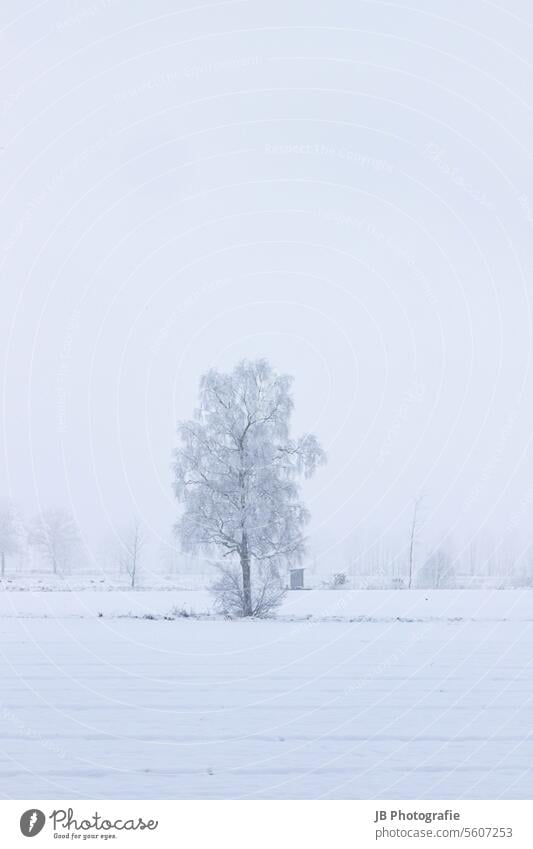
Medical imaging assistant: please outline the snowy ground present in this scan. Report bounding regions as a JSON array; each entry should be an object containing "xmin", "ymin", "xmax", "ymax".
[
  {"xmin": 2, "ymin": 586, "xmax": 533, "ymax": 621},
  {"xmin": 1, "ymin": 589, "xmax": 532, "ymax": 799}
]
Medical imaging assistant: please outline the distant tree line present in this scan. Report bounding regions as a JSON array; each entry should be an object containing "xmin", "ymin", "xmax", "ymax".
[
  {"xmin": 2, "ymin": 361, "xmax": 532, "ymax": 602},
  {"xmin": 0, "ymin": 502, "xmax": 149, "ymax": 587},
  {"xmin": 0, "ymin": 501, "xmax": 82, "ymax": 576}
]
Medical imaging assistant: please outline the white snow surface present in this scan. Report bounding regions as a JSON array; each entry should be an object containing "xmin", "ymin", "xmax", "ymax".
[{"xmin": 1, "ymin": 589, "xmax": 532, "ymax": 799}]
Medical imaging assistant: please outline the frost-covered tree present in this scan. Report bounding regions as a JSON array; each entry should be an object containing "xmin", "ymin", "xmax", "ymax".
[
  {"xmin": 173, "ymin": 359, "xmax": 326, "ymax": 616},
  {"xmin": 29, "ymin": 509, "xmax": 81, "ymax": 573},
  {"xmin": 0, "ymin": 499, "xmax": 22, "ymax": 577}
]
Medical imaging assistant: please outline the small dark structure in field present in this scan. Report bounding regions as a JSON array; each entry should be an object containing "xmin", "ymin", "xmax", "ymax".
[{"xmin": 289, "ymin": 568, "xmax": 305, "ymax": 590}]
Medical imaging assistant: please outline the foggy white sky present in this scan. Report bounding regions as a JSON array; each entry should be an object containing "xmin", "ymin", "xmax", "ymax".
[{"xmin": 1, "ymin": 1, "xmax": 533, "ymax": 563}]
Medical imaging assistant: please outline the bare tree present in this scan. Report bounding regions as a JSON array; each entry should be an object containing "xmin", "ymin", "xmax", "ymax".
[
  {"xmin": 407, "ymin": 495, "xmax": 425, "ymax": 589},
  {"xmin": 468, "ymin": 540, "xmax": 479, "ymax": 577},
  {"xmin": 118, "ymin": 519, "xmax": 147, "ymax": 588},
  {"xmin": 173, "ymin": 359, "xmax": 326, "ymax": 616},
  {"xmin": 418, "ymin": 548, "xmax": 454, "ymax": 589},
  {"xmin": 28, "ymin": 509, "xmax": 81, "ymax": 573},
  {"xmin": 0, "ymin": 499, "xmax": 21, "ymax": 577}
]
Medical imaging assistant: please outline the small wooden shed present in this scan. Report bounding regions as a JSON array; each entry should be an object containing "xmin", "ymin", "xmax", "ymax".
[{"xmin": 289, "ymin": 568, "xmax": 305, "ymax": 590}]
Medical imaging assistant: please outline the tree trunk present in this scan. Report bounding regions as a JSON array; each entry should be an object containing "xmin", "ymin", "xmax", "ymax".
[
  {"xmin": 408, "ymin": 496, "xmax": 422, "ymax": 589},
  {"xmin": 240, "ymin": 533, "xmax": 252, "ymax": 616}
]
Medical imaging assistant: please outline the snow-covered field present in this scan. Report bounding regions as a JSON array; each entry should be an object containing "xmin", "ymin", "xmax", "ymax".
[{"xmin": 1, "ymin": 589, "xmax": 532, "ymax": 799}]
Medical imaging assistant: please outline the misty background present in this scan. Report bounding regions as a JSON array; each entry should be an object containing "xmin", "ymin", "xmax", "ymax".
[{"xmin": 1, "ymin": 0, "xmax": 533, "ymax": 580}]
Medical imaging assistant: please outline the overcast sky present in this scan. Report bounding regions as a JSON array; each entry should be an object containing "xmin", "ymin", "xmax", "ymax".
[{"xmin": 1, "ymin": 1, "xmax": 533, "ymax": 564}]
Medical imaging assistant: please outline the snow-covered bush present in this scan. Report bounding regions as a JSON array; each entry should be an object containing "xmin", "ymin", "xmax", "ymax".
[
  {"xmin": 210, "ymin": 562, "xmax": 286, "ymax": 618},
  {"xmin": 333, "ymin": 571, "xmax": 347, "ymax": 586}
]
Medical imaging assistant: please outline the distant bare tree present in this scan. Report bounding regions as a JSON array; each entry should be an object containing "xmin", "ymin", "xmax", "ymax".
[
  {"xmin": 418, "ymin": 548, "xmax": 454, "ymax": 589},
  {"xmin": 0, "ymin": 499, "xmax": 22, "ymax": 577},
  {"xmin": 407, "ymin": 495, "xmax": 425, "ymax": 589},
  {"xmin": 468, "ymin": 541, "xmax": 479, "ymax": 577},
  {"xmin": 119, "ymin": 519, "xmax": 147, "ymax": 588},
  {"xmin": 28, "ymin": 509, "xmax": 81, "ymax": 573},
  {"xmin": 369, "ymin": 536, "xmax": 393, "ymax": 579}
]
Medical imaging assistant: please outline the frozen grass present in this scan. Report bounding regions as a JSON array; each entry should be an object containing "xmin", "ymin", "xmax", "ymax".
[{"xmin": 1, "ymin": 589, "xmax": 533, "ymax": 799}]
